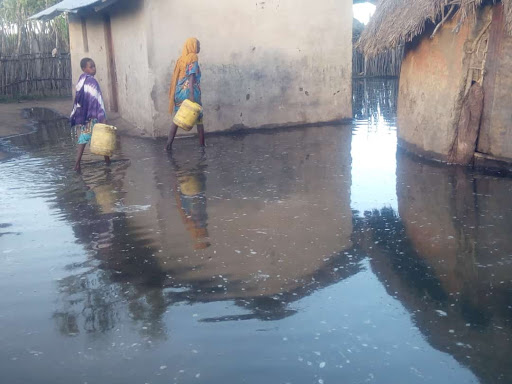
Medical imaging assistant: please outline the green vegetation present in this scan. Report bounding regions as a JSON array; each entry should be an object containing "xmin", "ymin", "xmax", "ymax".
[{"xmin": 0, "ymin": 0, "xmax": 69, "ymax": 56}]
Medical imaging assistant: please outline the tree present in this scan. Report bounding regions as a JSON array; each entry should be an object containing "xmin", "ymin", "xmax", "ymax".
[{"xmin": 0, "ymin": 0, "xmax": 69, "ymax": 56}]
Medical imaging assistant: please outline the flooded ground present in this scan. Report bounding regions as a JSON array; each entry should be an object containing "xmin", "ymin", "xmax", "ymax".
[{"xmin": 1, "ymin": 79, "xmax": 511, "ymax": 384}]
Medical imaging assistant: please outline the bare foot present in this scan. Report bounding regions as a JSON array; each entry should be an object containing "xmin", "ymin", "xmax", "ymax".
[
  {"xmin": 104, "ymin": 156, "xmax": 111, "ymax": 166},
  {"xmin": 74, "ymin": 163, "xmax": 81, "ymax": 173},
  {"xmin": 165, "ymin": 141, "xmax": 173, "ymax": 151}
]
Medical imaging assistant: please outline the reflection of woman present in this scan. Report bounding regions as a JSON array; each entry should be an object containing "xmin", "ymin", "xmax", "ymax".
[
  {"xmin": 172, "ymin": 157, "xmax": 210, "ymax": 250},
  {"xmin": 166, "ymin": 38, "xmax": 205, "ymax": 150}
]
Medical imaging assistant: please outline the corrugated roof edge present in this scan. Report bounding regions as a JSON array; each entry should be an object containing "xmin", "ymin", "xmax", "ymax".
[{"xmin": 29, "ymin": 0, "xmax": 117, "ymax": 20}]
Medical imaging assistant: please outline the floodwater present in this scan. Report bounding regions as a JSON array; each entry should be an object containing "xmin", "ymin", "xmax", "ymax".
[{"xmin": 0, "ymin": 79, "xmax": 511, "ymax": 384}]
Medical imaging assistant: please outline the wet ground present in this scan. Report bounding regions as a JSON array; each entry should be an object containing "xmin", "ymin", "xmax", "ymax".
[
  {"xmin": 0, "ymin": 98, "xmax": 71, "ymax": 139},
  {"xmin": 1, "ymin": 79, "xmax": 511, "ymax": 384}
]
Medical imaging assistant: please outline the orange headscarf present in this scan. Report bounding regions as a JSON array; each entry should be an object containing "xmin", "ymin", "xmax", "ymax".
[{"xmin": 169, "ymin": 37, "xmax": 199, "ymax": 113}]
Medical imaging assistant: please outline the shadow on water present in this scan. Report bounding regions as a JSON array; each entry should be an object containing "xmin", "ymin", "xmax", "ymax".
[{"xmin": 0, "ymin": 80, "xmax": 511, "ymax": 383}]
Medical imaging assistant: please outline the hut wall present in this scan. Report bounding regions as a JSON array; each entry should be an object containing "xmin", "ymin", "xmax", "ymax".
[
  {"xmin": 108, "ymin": 0, "xmax": 153, "ymax": 134},
  {"xmin": 477, "ymin": 5, "xmax": 512, "ymax": 160},
  {"xmin": 146, "ymin": 0, "xmax": 353, "ymax": 137},
  {"xmin": 397, "ymin": 18, "xmax": 471, "ymax": 160},
  {"xmin": 68, "ymin": 13, "xmax": 114, "ymax": 112},
  {"xmin": 68, "ymin": 0, "xmax": 353, "ymax": 136}
]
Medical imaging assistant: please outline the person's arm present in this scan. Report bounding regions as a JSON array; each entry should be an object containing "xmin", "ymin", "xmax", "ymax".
[{"xmin": 188, "ymin": 74, "xmax": 196, "ymax": 103}]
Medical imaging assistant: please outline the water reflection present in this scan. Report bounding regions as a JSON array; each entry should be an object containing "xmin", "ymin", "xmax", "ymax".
[
  {"xmin": 115, "ymin": 127, "xmax": 355, "ymax": 319},
  {"xmin": 348, "ymin": 152, "xmax": 512, "ymax": 383},
  {"xmin": 1, "ymin": 81, "xmax": 511, "ymax": 383},
  {"xmin": 50, "ymin": 159, "xmax": 168, "ymax": 339},
  {"xmin": 394, "ymin": 153, "xmax": 512, "ymax": 383},
  {"xmin": 353, "ymin": 78, "xmax": 398, "ymax": 123},
  {"xmin": 10, "ymin": 108, "xmax": 71, "ymax": 148},
  {"xmin": 352, "ymin": 78, "xmax": 398, "ymax": 214},
  {"xmin": 171, "ymin": 153, "xmax": 211, "ymax": 250}
]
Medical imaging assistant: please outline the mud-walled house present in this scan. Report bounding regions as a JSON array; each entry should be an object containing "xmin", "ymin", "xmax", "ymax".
[
  {"xmin": 31, "ymin": 0, "xmax": 353, "ymax": 137},
  {"xmin": 359, "ymin": 0, "xmax": 512, "ymax": 170}
]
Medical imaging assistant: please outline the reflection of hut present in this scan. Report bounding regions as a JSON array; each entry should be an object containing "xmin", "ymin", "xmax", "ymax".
[
  {"xmin": 118, "ymin": 126, "xmax": 355, "ymax": 313},
  {"xmin": 357, "ymin": 152, "xmax": 512, "ymax": 384},
  {"xmin": 395, "ymin": 152, "xmax": 512, "ymax": 315},
  {"xmin": 359, "ymin": 0, "xmax": 512, "ymax": 169}
]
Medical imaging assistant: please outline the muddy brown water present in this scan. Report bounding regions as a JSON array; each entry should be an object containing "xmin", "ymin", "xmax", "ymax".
[{"xmin": 0, "ymin": 79, "xmax": 511, "ymax": 384}]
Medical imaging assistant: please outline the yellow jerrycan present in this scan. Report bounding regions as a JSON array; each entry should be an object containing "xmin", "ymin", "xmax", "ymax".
[
  {"xmin": 173, "ymin": 99, "xmax": 202, "ymax": 131},
  {"xmin": 90, "ymin": 123, "xmax": 117, "ymax": 157},
  {"xmin": 178, "ymin": 174, "xmax": 205, "ymax": 196},
  {"xmin": 93, "ymin": 184, "xmax": 116, "ymax": 214}
]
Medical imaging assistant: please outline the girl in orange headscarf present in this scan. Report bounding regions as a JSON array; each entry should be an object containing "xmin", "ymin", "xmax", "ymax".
[{"xmin": 166, "ymin": 38, "xmax": 205, "ymax": 150}]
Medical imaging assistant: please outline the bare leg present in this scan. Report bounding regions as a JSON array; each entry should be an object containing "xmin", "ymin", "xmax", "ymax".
[
  {"xmin": 74, "ymin": 144, "xmax": 86, "ymax": 173},
  {"xmin": 197, "ymin": 124, "xmax": 205, "ymax": 147},
  {"xmin": 104, "ymin": 156, "xmax": 111, "ymax": 166},
  {"xmin": 166, "ymin": 122, "xmax": 179, "ymax": 151}
]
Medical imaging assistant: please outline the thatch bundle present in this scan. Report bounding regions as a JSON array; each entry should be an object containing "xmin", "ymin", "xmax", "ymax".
[{"xmin": 358, "ymin": 0, "xmax": 512, "ymax": 57}]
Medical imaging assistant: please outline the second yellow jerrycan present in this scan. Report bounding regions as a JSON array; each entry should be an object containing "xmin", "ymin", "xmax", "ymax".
[
  {"xmin": 93, "ymin": 184, "xmax": 116, "ymax": 214},
  {"xmin": 90, "ymin": 123, "xmax": 117, "ymax": 157},
  {"xmin": 178, "ymin": 174, "xmax": 205, "ymax": 196},
  {"xmin": 173, "ymin": 99, "xmax": 202, "ymax": 131}
]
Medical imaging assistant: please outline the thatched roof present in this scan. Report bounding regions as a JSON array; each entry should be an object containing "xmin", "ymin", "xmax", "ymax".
[{"xmin": 358, "ymin": 0, "xmax": 512, "ymax": 57}]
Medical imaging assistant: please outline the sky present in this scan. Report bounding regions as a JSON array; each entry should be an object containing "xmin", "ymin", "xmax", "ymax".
[{"xmin": 353, "ymin": 2, "xmax": 376, "ymax": 25}]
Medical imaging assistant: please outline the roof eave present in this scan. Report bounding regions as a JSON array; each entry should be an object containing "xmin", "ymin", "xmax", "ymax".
[{"xmin": 29, "ymin": 0, "xmax": 119, "ymax": 21}]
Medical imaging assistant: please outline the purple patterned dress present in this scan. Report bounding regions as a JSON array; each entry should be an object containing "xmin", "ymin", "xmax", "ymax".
[{"xmin": 70, "ymin": 73, "xmax": 107, "ymax": 144}]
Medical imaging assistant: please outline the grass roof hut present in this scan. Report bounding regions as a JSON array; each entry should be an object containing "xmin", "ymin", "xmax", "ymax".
[{"xmin": 359, "ymin": 0, "xmax": 512, "ymax": 170}]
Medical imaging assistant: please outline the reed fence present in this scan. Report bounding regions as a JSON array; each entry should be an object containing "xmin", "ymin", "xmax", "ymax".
[
  {"xmin": 0, "ymin": 53, "xmax": 72, "ymax": 99},
  {"xmin": 353, "ymin": 46, "xmax": 404, "ymax": 78}
]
